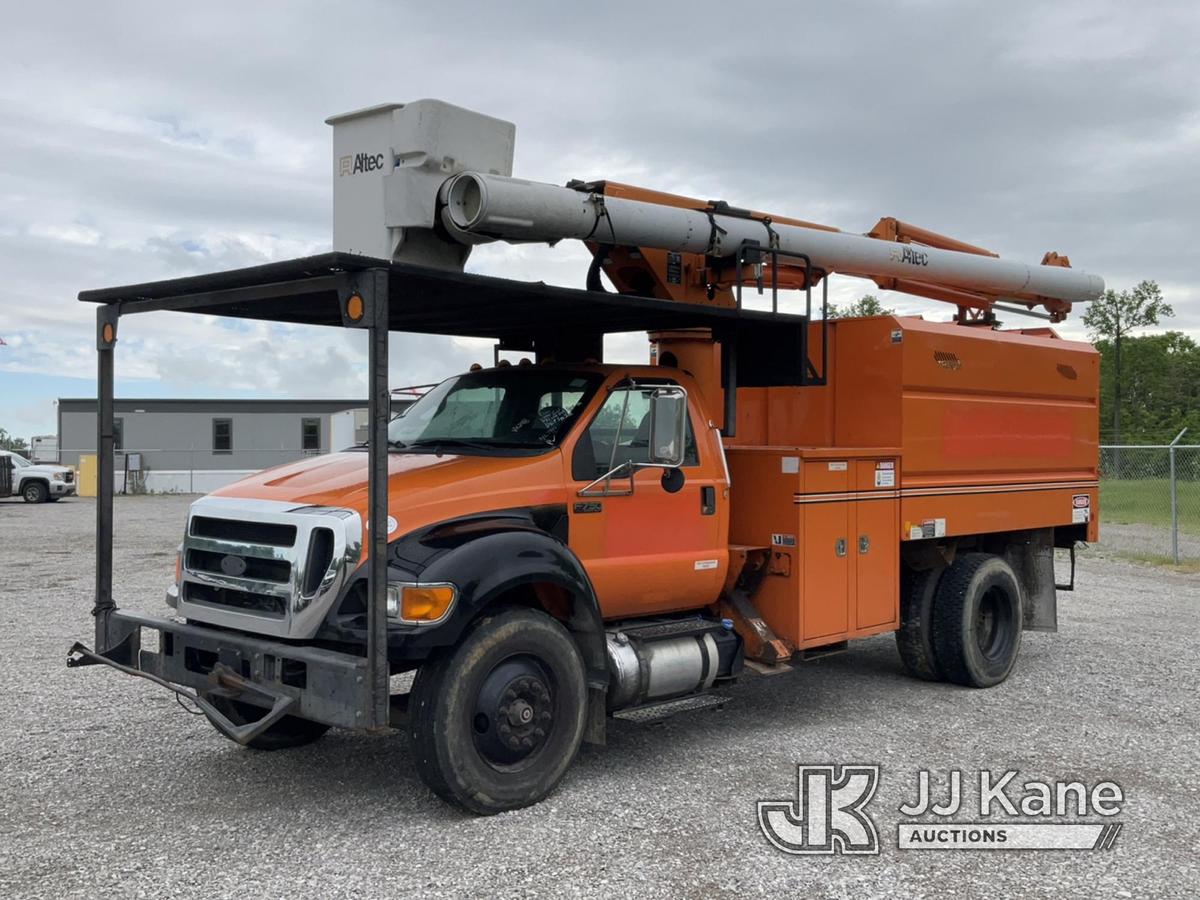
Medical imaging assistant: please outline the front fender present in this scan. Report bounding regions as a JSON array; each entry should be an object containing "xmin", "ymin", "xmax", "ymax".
[
  {"xmin": 319, "ymin": 514, "xmax": 605, "ymax": 676},
  {"xmin": 423, "ymin": 529, "xmax": 596, "ymax": 622}
]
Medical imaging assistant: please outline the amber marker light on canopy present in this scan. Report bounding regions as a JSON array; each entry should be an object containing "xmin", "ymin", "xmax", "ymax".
[
  {"xmin": 102, "ymin": 323, "xmax": 115, "ymax": 343},
  {"xmin": 387, "ymin": 582, "xmax": 457, "ymax": 624},
  {"xmin": 345, "ymin": 293, "xmax": 365, "ymax": 322}
]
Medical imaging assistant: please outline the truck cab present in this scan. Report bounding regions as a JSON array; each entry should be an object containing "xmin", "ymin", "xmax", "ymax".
[{"xmin": 169, "ymin": 364, "xmax": 731, "ymax": 642}]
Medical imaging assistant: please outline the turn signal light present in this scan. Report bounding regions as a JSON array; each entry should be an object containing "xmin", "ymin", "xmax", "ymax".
[{"xmin": 387, "ymin": 583, "xmax": 456, "ymax": 624}]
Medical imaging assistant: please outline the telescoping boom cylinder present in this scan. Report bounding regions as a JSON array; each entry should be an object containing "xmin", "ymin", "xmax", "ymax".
[{"xmin": 441, "ymin": 172, "xmax": 1105, "ymax": 304}]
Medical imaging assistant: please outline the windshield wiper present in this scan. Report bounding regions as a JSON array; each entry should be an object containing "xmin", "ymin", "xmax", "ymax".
[
  {"xmin": 402, "ymin": 437, "xmax": 547, "ymax": 452},
  {"xmin": 403, "ymin": 437, "xmax": 499, "ymax": 452}
]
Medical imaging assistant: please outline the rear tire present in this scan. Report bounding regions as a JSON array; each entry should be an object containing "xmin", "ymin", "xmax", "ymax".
[
  {"xmin": 22, "ymin": 482, "xmax": 48, "ymax": 503},
  {"xmin": 203, "ymin": 696, "xmax": 330, "ymax": 750},
  {"xmin": 409, "ymin": 607, "xmax": 587, "ymax": 815},
  {"xmin": 895, "ymin": 566, "xmax": 944, "ymax": 681},
  {"xmin": 931, "ymin": 553, "xmax": 1023, "ymax": 688}
]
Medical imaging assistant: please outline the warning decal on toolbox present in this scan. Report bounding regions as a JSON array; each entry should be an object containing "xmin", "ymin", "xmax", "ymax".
[{"xmin": 1072, "ymin": 494, "xmax": 1091, "ymax": 523}]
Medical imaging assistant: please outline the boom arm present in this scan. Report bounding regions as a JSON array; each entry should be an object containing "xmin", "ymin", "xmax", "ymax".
[
  {"xmin": 441, "ymin": 174, "xmax": 1103, "ymax": 323},
  {"xmin": 326, "ymin": 100, "xmax": 1103, "ymax": 324}
]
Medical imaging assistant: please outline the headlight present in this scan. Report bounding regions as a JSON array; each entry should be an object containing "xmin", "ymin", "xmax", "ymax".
[
  {"xmin": 386, "ymin": 582, "xmax": 457, "ymax": 624},
  {"xmin": 52, "ymin": 471, "xmax": 64, "ymax": 481}
]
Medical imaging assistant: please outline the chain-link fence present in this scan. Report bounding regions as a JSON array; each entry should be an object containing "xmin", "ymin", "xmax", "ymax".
[{"xmin": 1099, "ymin": 436, "xmax": 1200, "ymax": 564}]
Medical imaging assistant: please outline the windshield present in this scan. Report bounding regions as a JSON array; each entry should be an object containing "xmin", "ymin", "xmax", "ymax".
[
  {"xmin": 7, "ymin": 453, "xmax": 31, "ymax": 468},
  {"xmin": 388, "ymin": 369, "xmax": 603, "ymax": 452}
]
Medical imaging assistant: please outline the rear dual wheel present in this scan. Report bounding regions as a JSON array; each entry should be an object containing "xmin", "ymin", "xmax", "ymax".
[
  {"xmin": 897, "ymin": 553, "xmax": 1024, "ymax": 688},
  {"xmin": 409, "ymin": 607, "xmax": 587, "ymax": 815},
  {"xmin": 895, "ymin": 567, "xmax": 944, "ymax": 681}
]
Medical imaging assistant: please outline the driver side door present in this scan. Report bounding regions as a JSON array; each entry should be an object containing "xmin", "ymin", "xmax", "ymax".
[{"xmin": 565, "ymin": 380, "xmax": 727, "ymax": 619}]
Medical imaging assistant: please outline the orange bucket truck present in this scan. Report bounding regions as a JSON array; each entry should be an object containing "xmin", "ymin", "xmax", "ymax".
[{"xmin": 71, "ymin": 100, "xmax": 1101, "ymax": 813}]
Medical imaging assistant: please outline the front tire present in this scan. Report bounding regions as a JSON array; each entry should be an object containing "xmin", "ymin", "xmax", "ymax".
[
  {"xmin": 409, "ymin": 607, "xmax": 587, "ymax": 815},
  {"xmin": 203, "ymin": 696, "xmax": 330, "ymax": 750},
  {"xmin": 22, "ymin": 482, "xmax": 48, "ymax": 503},
  {"xmin": 931, "ymin": 553, "xmax": 1023, "ymax": 688}
]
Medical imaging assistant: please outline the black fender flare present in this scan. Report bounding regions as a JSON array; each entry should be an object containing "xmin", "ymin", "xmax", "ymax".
[{"xmin": 417, "ymin": 529, "xmax": 607, "ymax": 687}]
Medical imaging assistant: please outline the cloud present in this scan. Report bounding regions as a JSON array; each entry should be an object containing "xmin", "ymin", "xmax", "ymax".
[{"xmin": 1, "ymin": 0, "xmax": 1197, "ymax": 440}]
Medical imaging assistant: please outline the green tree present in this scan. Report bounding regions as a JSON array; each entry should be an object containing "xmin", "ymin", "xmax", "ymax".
[
  {"xmin": 1095, "ymin": 332, "xmax": 1200, "ymax": 443},
  {"xmin": 827, "ymin": 294, "xmax": 893, "ymax": 319},
  {"xmin": 1082, "ymin": 280, "xmax": 1173, "ymax": 446},
  {"xmin": 0, "ymin": 428, "xmax": 30, "ymax": 454}
]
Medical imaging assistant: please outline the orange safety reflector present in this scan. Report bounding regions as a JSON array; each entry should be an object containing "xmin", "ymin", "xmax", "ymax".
[{"xmin": 345, "ymin": 293, "xmax": 365, "ymax": 322}]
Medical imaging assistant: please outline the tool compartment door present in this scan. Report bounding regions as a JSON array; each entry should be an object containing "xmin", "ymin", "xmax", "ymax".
[
  {"xmin": 854, "ymin": 458, "xmax": 899, "ymax": 631},
  {"xmin": 801, "ymin": 460, "xmax": 851, "ymax": 641}
]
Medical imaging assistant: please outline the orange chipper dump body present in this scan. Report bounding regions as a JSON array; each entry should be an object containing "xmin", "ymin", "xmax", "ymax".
[{"xmin": 655, "ymin": 315, "xmax": 1098, "ymax": 654}]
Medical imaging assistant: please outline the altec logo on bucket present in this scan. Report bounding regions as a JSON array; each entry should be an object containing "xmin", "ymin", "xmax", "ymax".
[
  {"xmin": 758, "ymin": 766, "xmax": 1125, "ymax": 854},
  {"xmin": 338, "ymin": 152, "xmax": 386, "ymax": 176}
]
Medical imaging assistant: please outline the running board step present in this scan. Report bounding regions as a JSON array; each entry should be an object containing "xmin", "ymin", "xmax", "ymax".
[
  {"xmin": 617, "ymin": 618, "xmax": 727, "ymax": 642},
  {"xmin": 613, "ymin": 693, "xmax": 728, "ymax": 724}
]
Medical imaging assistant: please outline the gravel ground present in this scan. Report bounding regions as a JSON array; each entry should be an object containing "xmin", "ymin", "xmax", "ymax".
[
  {"xmin": 1, "ymin": 495, "xmax": 1197, "ymax": 899},
  {"xmin": 1086, "ymin": 520, "xmax": 1200, "ymax": 563}
]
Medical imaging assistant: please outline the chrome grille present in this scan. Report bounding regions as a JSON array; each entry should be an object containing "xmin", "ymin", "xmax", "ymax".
[
  {"xmin": 191, "ymin": 516, "xmax": 296, "ymax": 546},
  {"xmin": 185, "ymin": 581, "xmax": 287, "ymax": 617},
  {"xmin": 176, "ymin": 497, "xmax": 363, "ymax": 639}
]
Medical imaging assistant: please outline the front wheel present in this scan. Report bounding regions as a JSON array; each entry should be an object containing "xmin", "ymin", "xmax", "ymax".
[
  {"xmin": 22, "ymin": 482, "xmax": 48, "ymax": 503},
  {"xmin": 409, "ymin": 607, "xmax": 588, "ymax": 815}
]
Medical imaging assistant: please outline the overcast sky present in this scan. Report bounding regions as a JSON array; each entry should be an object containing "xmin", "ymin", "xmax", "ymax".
[{"xmin": 2, "ymin": 0, "xmax": 1198, "ymax": 442}]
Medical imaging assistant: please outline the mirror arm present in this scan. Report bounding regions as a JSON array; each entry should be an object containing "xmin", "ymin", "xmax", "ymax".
[
  {"xmin": 605, "ymin": 388, "xmax": 632, "ymax": 492},
  {"xmin": 578, "ymin": 460, "xmax": 636, "ymax": 497}
]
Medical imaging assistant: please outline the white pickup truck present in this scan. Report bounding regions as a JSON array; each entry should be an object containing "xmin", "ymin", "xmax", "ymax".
[{"xmin": 1, "ymin": 450, "xmax": 76, "ymax": 502}]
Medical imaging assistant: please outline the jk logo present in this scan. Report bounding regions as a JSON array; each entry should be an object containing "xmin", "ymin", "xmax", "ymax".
[{"xmin": 758, "ymin": 765, "xmax": 881, "ymax": 855}]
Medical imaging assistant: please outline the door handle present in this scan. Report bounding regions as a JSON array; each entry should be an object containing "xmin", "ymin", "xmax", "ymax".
[{"xmin": 701, "ymin": 485, "xmax": 716, "ymax": 516}]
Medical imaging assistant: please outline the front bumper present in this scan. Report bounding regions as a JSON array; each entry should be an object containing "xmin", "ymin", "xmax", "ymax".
[
  {"xmin": 69, "ymin": 610, "xmax": 376, "ymax": 736},
  {"xmin": 50, "ymin": 481, "xmax": 75, "ymax": 496}
]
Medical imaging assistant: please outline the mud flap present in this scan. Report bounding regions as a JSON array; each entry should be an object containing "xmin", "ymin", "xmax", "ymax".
[{"xmin": 1002, "ymin": 529, "xmax": 1058, "ymax": 633}]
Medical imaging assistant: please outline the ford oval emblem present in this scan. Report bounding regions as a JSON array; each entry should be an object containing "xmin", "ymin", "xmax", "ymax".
[{"xmin": 220, "ymin": 555, "xmax": 248, "ymax": 577}]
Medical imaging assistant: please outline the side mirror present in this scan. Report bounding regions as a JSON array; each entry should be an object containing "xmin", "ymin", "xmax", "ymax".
[{"xmin": 646, "ymin": 386, "xmax": 687, "ymax": 467}]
